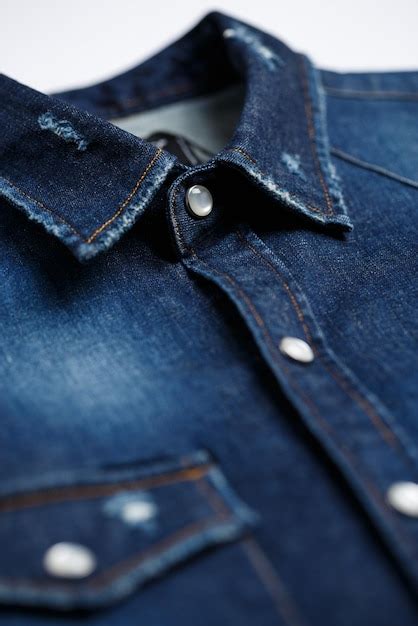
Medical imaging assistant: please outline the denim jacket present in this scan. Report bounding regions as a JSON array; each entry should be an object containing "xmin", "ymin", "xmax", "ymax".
[{"xmin": 0, "ymin": 11, "xmax": 418, "ymax": 626}]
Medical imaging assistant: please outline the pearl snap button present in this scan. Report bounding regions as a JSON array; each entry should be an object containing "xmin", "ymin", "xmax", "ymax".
[
  {"xmin": 386, "ymin": 482, "xmax": 418, "ymax": 517},
  {"xmin": 279, "ymin": 337, "xmax": 314, "ymax": 363},
  {"xmin": 43, "ymin": 542, "xmax": 97, "ymax": 579},
  {"xmin": 186, "ymin": 185, "xmax": 213, "ymax": 217}
]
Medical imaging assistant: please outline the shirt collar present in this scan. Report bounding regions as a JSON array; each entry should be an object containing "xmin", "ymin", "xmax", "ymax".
[{"xmin": 0, "ymin": 11, "xmax": 351, "ymax": 261}]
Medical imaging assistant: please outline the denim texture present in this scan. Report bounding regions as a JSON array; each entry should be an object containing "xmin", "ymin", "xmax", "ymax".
[{"xmin": 0, "ymin": 10, "xmax": 417, "ymax": 626}]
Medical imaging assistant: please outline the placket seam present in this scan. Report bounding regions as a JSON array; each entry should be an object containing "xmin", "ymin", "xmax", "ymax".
[
  {"xmin": 168, "ymin": 197, "xmax": 418, "ymax": 578},
  {"xmin": 183, "ymin": 245, "xmax": 418, "ymax": 569}
]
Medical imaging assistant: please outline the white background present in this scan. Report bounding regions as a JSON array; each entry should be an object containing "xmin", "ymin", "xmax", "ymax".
[{"xmin": 2, "ymin": 0, "xmax": 418, "ymax": 93}]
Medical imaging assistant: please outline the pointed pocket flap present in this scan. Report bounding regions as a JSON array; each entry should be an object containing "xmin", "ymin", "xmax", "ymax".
[{"xmin": 0, "ymin": 451, "xmax": 257, "ymax": 610}]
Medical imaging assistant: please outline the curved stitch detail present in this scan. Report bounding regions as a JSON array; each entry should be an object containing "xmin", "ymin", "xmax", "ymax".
[
  {"xmin": 236, "ymin": 229, "xmax": 406, "ymax": 453},
  {"xmin": 169, "ymin": 183, "xmax": 410, "ymax": 460},
  {"xmin": 184, "ymin": 249, "xmax": 418, "ymax": 564},
  {"xmin": 168, "ymin": 195, "xmax": 418, "ymax": 564},
  {"xmin": 283, "ymin": 360, "xmax": 418, "ymax": 562}
]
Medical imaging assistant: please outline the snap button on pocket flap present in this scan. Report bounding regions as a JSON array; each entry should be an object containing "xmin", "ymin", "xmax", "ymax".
[{"xmin": 0, "ymin": 451, "xmax": 257, "ymax": 610}]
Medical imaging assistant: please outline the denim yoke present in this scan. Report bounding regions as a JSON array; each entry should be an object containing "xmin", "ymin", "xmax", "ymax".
[{"xmin": 0, "ymin": 10, "xmax": 418, "ymax": 626}]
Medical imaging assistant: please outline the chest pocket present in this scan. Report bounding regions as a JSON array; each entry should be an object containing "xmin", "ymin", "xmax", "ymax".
[{"xmin": 0, "ymin": 450, "xmax": 256, "ymax": 610}]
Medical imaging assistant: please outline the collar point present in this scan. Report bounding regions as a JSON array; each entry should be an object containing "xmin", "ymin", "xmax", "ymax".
[{"xmin": 0, "ymin": 153, "xmax": 177, "ymax": 262}]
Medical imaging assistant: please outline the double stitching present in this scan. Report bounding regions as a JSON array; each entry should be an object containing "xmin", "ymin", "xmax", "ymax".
[
  {"xmin": 235, "ymin": 229, "xmax": 406, "ymax": 454},
  {"xmin": 170, "ymin": 180, "xmax": 413, "ymax": 460},
  {"xmin": 183, "ymin": 247, "xmax": 418, "ymax": 563},
  {"xmin": 168, "ymin": 192, "xmax": 418, "ymax": 562}
]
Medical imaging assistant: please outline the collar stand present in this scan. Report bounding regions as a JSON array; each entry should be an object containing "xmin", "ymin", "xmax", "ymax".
[{"xmin": 0, "ymin": 11, "xmax": 351, "ymax": 261}]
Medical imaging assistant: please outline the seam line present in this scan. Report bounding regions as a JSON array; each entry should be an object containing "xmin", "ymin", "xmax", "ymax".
[
  {"xmin": 324, "ymin": 87, "xmax": 418, "ymax": 101},
  {"xmin": 86, "ymin": 148, "xmax": 163, "ymax": 243},
  {"xmin": 0, "ymin": 516, "xmax": 228, "ymax": 591},
  {"xmin": 236, "ymin": 229, "xmax": 403, "ymax": 453},
  {"xmin": 88, "ymin": 513, "xmax": 230, "ymax": 589},
  {"xmin": 168, "ymin": 192, "xmax": 418, "ymax": 566},
  {"xmin": 331, "ymin": 147, "xmax": 418, "ymax": 190},
  {"xmin": 225, "ymin": 148, "xmax": 327, "ymax": 216},
  {"xmin": 0, "ymin": 464, "xmax": 211, "ymax": 514},
  {"xmin": 242, "ymin": 538, "xmax": 309, "ymax": 626},
  {"xmin": 184, "ymin": 247, "xmax": 418, "ymax": 564},
  {"xmin": 196, "ymin": 478, "xmax": 307, "ymax": 626},
  {"xmin": 298, "ymin": 57, "xmax": 334, "ymax": 216},
  {"xmin": 170, "ymin": 183, "xmax": 408, "ymax": 461}
]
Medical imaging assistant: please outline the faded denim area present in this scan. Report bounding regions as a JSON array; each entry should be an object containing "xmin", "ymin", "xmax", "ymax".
[{"xmin": 0, "ymin": 10, "xmax": 418, "ymax": 626}]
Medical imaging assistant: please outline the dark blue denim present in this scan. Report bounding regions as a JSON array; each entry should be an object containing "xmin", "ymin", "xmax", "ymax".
[{"xmin": 0, "ymin": 10, "xmax": 418, "ymax": 626}]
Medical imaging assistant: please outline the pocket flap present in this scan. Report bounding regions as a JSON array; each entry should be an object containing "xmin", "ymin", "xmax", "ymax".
[{"xmin": 0, "ymin": 451, "xmax": 256, "ymax": 610}]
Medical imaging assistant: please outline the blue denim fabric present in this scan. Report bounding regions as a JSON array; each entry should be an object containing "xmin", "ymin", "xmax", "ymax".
[{"xmin": 0, "ymin": 10, "xmax": 418, "ymax": 626}]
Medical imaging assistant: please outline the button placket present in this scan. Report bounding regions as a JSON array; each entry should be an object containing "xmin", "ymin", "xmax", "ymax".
[
  {"xmin": 167, "ymin": 164, "xmax": 221, "ymax": 258},
  {"xmin": 169, "ymin": 210, "xmax": 418, "ymax": 588}
]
